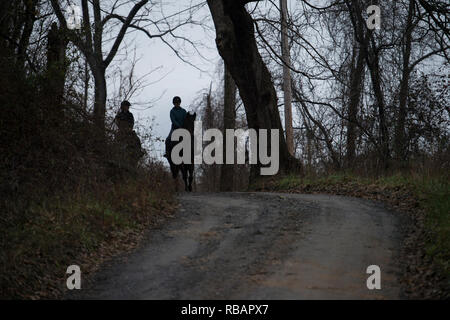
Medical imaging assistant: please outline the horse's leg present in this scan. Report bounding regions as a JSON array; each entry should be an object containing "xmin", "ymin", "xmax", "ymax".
[
  {"xmin": 170, "ymin": 162, "xmax": 180, "ymax": 192},
  {"xmin": 174, "ymin": 165, "xmax": 181, "ymax": 192},
  {"xmin": 181, "ymin": 165, "xmax": 189, "ymax": 192},
  {"xmin": 188, "ymin": 166, "xmax": 194, "ymax": 192},
  {"xmin": 170, "ymin": 164, "xmax": 177, "ymax": 179}
]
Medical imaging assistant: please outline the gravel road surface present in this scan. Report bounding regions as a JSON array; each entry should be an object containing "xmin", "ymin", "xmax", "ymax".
[{"xmin": 71, "ymin": 192, "xmax": 403, "ymax": 299}]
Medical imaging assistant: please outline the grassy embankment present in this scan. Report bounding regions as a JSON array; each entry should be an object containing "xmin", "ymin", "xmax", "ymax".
[{"xmin": 1, "ymin": 170, "xmax": 177, "ymax": 299}]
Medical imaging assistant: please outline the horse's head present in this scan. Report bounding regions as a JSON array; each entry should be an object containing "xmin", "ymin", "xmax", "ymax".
[{"xmin": 183, "ymin": 111, "xmax": 196, "ymax": 134}]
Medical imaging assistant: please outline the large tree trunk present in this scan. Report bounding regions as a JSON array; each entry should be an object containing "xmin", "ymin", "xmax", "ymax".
[
  {"xmin": 93, "ymin": 68, "xmax": 107, "ymax": 128},
  {"xmin": 394, "ymin": 0, "xmax": 414, "ymax": 163},
  {"xmin": 220, "ymin": 64, "xmax": 236, "ymax": 191},
  {"xmin": 280, "ymin": 0, "xmax": 294, "ymax": 155},
  {"xmin": 346, "ymin": 42, "xmax": 365, "ymax": 167},
  {"xmin": 205, "ymin": 83, "xmax": 213, "ymax": 129},
  {"xmin": 46, "ymin": 22, "xmax": 67, "ymax": 119},
  {"xmin": 83, "ymin": 58, "xmax": 89, "ymax": 111},
  {"xmin": 207, "ymin": 0, "xmax": 300, "ymax": 181},
  {"xmin": 16, "ymin": 0, "xmax": 37, "ymax": 69},
  {"xmin": 204, "ymin": 85, "xmax": 220, "ymax": 190}
]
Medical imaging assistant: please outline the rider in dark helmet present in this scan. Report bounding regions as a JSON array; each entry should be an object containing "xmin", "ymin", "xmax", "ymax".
[{"xmin": 164, "ymin": 96, "xmax": 187, "ymax": 158}]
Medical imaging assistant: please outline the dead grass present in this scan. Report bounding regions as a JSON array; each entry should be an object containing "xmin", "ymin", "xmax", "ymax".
[{"xmin": 0, "ymin": 169, "xmax": 177, "ymax": 299}]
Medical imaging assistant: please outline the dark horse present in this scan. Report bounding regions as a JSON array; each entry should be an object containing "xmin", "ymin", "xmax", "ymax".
[
  {"xmin": 115, "ymin": 129, "xmax": 144, "ymax": 169},
  {"xmin": 167, "ymin": 112, "xmax": 196, "ymax": 191}
]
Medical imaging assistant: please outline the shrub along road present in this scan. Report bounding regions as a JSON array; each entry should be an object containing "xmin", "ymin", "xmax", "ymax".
[{"xmin": 70, "ymin": 192, "xmax": 403, "ymax": 299}]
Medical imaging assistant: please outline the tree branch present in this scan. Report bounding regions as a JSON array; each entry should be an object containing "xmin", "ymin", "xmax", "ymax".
[{"xmin": 104, "ymin": 0, "xmax": 149, "ymax": 68}]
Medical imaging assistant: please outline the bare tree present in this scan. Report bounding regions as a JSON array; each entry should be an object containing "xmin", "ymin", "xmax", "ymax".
[
  {"xmin": 206, "ymin": 0, "xmax": 301, "ymax": 180},
  {"xmin": 345, "ymin": 0, "xmax": 389, "ymax": 166},
  {"xmin": 280, "ymin": 0, "xmax": 294, "ymax": 155},
  {"xmin": 394, "ymin": 0, "xmax": 415, "ymax": 162},
  {"xmin": 220, "ymin": 64, "xmax": 236, "ymax": 191},
  {"xmin": 50, "ymin": 0, "xmax": 206, "ymax": 129},
  {"xmin": 346, "ymin": 40, "xmax": 365, "ymax": 167},
  {"xmin": 50, "ymin": 0, "xmax": 150, "ymax": 128},
  {"xmin": 46, "ymin": 22, "xmax": 67, "ymax": 111},
  {"xmin": 1, "ymin": 1, "xmax": 40, "ymax": 69}
]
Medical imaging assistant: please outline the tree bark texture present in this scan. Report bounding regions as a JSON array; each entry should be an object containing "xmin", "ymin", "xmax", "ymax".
[{"xmin": 220, "ymin": 64, "xmax": 237, "ymax": 191}]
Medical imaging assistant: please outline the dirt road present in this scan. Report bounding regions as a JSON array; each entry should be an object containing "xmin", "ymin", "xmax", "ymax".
[{"xmin": 73, "ymin": 192, "xmax": 404, "ymax": 299}]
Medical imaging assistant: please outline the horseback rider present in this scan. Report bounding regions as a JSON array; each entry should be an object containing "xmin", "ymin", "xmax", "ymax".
[
  {"xmin": 115, "ymin": 100, "xmax": 142, "ymax": 165},
  {"xmin": 164, "ymin": 96, "xmax": 187, "ymax": 158},
  {"xmin": 115, "ymin": 100, "xmax": 134, "ymax": 132}
]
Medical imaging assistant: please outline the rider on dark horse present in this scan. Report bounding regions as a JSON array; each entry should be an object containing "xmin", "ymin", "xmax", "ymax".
[
  {"xmin": 115, "ymin": 100, "xmax": 134, "ymax": 131},
  {"xmin": 164, "ymin": 96, "xmax": 186, "ymax": 158},
  {"xmin": 164, "ymin": 96, "xmax": 195, "ymax": 191},
  {"xmin": 114, "ymin": 100, "xmax": 143, "ymax": 166}
]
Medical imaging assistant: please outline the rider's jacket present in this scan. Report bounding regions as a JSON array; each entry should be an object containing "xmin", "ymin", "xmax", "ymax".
[
  {"xmin": 170, "ymin": 106, "xmax": 187, "ymax": 131},
  {"xmin": 115, "ymin": 110, "xmax": 134, "ymax": 130}
]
